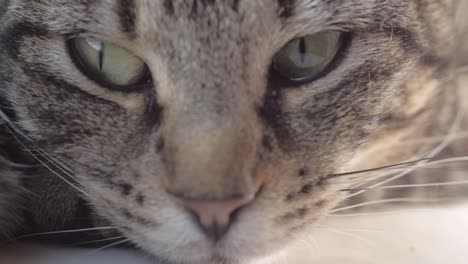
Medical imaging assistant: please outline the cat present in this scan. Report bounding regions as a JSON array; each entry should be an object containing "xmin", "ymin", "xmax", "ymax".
[{"xmin": 0, "ymin": 0, "xmax": 467, "ymax": 263}]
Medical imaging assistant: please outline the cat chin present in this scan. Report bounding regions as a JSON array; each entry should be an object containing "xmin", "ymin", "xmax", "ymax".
[
  {"xmin": 140, "ymin": 245, "xmax": 249, "ymax": 264},
  {"xmin": 137, "ymin": 238, "xmax": 281, "ymax": 264},
  {"xmin": 141, "ymin": 240, "xmax": 291, "ymax": 264}
]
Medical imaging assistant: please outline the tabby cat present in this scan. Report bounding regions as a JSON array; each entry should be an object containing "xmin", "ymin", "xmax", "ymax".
[{"xmin": 0, "ymin": 0, "xmax": 466, "ymax": 263}]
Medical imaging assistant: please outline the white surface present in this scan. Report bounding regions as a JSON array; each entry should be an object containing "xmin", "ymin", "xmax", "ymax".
[{"xmin": 1, "ymin": 203, "xmax": 468, "ymax": 264}]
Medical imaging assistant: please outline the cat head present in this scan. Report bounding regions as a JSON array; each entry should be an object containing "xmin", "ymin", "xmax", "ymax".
[{"xmin": 0, "ymin": 0, "xmax": 459, "ymax": 263}]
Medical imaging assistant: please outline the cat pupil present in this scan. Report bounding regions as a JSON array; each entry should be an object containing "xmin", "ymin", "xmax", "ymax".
[
  {"xmin": 299, "ymin": 38, "xmax": 306, "ymax": 64},
  {"xmin": 98, "ymin": 42, "xmax": 105, "ymax": 71}
]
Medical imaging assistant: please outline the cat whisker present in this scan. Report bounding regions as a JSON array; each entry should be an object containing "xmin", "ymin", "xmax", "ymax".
[
  {"xmin": 340, "ymin": 156, "xmax": 468, "ymax": 182},
  {"xmin": 84, "ymin": 238, "xmax": 132, "ymax": 257},
  {"xmin": 13, "ymin": 137, "xmax": 90, "ymax": 197},
  {"xmin": 343, "ymin": 170, "xmax": 401, "ymax": 185},
  {"xmin": 331, "ymin": 104, "xmax": 465, "ymax": 192},
  {"xmin": 391, "ymin": 131, "xmax": 468, "ymax": 146},
  {"xmin": 407, "ymin": 156, "xmax": 468, "ymax": 169},
  {"xmin": 6, "ymin": 226, "xmax": 118, "ymax": 242},
  {"xmin": 0, "ymin": 110, "xmax": 75, "ymax": 172},
  {"xmin": 298, "ymin": 235, "xmax": 319, "ymax": 251},
  {"xmin": 344, "ymin": 107, "xmax": 465, "ymax": 199},
  {"xmin": 343, "ymin": 155, "xmax": 468, "ymax": 183},
  {"xmin": 457, "ymin": 64, "xmax": 468, "ymax": 74},
  {"xmin": 18, "ymin": 140, "xmax": 75, "ymax": 175},
  {"xmin": 72, "ymin": 235, "xmax": 126, "ymax": 246},
  {"xmin": 326, "ymin": 208, "xmax": 456, "ymax": 217},
  {"xmin": 341, "ymin": 180, "xmax": 468, "ymax": 192},
  {"xmin": 0, "ymin": 110, "xmax": 90, "ymax": 197},
  {"xmin": 317, "ymin": 225, "xmax": 374, "ymax": 245},
  {"xmin": 325, "ymin": 159, "xmax": 429, "ymax": 180},
  {"xmin": 316, "ymin": 224, "xmax": 383, "ymax": 233},
  {"xmin": 277, "ymin": 250, "xmax": 289, "ymax": 264},
  {"xmin": 330, "ymin": 198, "xmax": 439, "ymax": 213}
]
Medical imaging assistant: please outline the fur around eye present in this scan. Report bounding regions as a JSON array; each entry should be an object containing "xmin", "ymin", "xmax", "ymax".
[
  {"xmin": 272, "ymin": 31, "xmax": 345, "ymax": 84},
  {"xmin": 68, "ymin": 37, "xmax": 152, "ymax": 92}
]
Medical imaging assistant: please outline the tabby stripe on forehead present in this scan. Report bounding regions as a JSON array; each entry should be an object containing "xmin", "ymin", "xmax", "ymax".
[
  {"xmin": 118, "ymin": 0, "xmax": 137, "ymax": 35},
  {"xmin": 231, "ymin": 0, "xmax": 240, "ymax": 11},
  {"xmin": 278, "ymin": 0, "xmax": 295, "ymax": 19},
  {"xmin": 163, "ymin": 0, "xmax": 175, "ymax": 15}
]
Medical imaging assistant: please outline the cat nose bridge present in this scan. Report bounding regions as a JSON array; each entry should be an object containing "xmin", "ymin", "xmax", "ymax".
[{"xmin": 162, "ymin": 111, "xmax": 262, "ymax": 199}]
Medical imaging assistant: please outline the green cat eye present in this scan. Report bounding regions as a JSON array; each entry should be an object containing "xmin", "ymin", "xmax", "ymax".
[
  {"xmin": 273, "ymin": 31, "xmax": 344, "ymax": 82},
  {"xmin": 69, "ymin": 38, "xmax": 151, "ymax": 91}
]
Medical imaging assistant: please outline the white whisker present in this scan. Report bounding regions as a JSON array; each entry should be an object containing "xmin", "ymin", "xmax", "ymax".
[
  {"xmin": 318, "ymin": 226, "xmax": 374, "ymax": 245},
  {"xmin": 330, "ymin": 198, "xmax": 439, "ymax": 213},
  {"xmin": 411, "ymin": 156, "xmax": 468, "ymax": 168},
  {"xmin": 344, "ymin": 107, "xmax": 465, "ymax": 199},
  {"xmin": 0, "ymin": 111, "xmax": 89, "ymax": 197},
  {"xmin": 0, "ymin": 109, "xmax": 76, "ymax": 172},
  {"xmin": 457, "ymin": 65, "xmax": 468, "ymax": 74},
  {"xmin": 72, "ymin": 236, "xmax": 126, "ymax": 246},
  {"xmin": 358, "ymin": 131, "xmax": 468, "ymax": 161},
  {"xmin": 14, "ymin": 137, "xmax": 90, "ymax": 197},
  {"xmin": 10, "ymin": 226, "xmax": 118, "ymax": 241},
  {"xmin": 378, "ymin": 180, "xmax": 468, "ymax": 189},
  {"xmin": 300, "ymin": 235, "xmax": 319, "ymax": 251},
  {"xmin": 327, "ymin": 208, "xmax": 454, "ymax": 217},
  {"xmin": 84, "ymin": 238, "xmax": 131, "ymax": 257},
  {"xmin": 316, "ymin": 224, "xmax": 383, "ymax": 233}
]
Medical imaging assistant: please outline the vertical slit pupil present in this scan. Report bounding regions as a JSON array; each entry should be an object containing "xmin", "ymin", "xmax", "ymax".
[
  {"xmin": 98, "ymin": 42, "xmax": 105, "ymax": 71},
  {"xmin": 299, "ymin": 38, "xmax": 306, "ymax": 63}
]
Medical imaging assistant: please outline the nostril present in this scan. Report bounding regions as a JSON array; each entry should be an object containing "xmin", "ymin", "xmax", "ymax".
[
  {"xmin": 199, "ymin": 221, "xmax": 230, "ymax": 242},
  {"xmin": 177, "ymin": 195, "xmax": 255, "ymax": 241}
]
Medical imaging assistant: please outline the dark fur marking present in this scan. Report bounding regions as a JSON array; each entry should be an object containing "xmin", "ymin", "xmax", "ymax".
[
  {"xmin": 1, "ymin": 22, "xmax": 50, "ymax": 60},
  {"xmin": 118, "ymin": 183, "xmax": 133, "ymax": 196},
  {"xmin": 62, "ymin": 199, "xmax": 96, "ymax": 243},
  {"xmin": 8, "ymin": 68, "xmax": 122, "ymax": 148},
  {"xmin": 285, "ymin": 193, "xmax": 295, "ymax": 202},
  {"xmin": 121, "ymin": 209, "xmax": 153, "ymax": 226},
  {"xmin": 118, "ymin": 0, "xmax": 137, "ymax": 35},
  {"xmin": 144, "ymin": 88, "xmax": 163, "ymax": 129},
  {"xmin": 231, "ymin": 0, "xmax": 240, "ymax": 11},
  {"xmin": 190, "ymin": 0, "xmax": 216, "ymax": 17},
  {"xmin": 314, "ymin": 199, "xmax": 326, "ymax": 207},
  {"xmin": 285, "ymin": 182, "xmax": 315, "ymax": 202},
  {"xmin": 0, "ymin": 0, "xmax": 10, "ymax": 18},
  {"xmin": 300, "ymin": 183, "xmax": 313, "ymax": 194},
  {"xmin": 278, "ymin": 0, "xmax": 295, "ymax": 19},
  {"xmin": 156, "ymin": 137, "xmax": 165, "ymax": 153},
  {"xmin": 280, "ymin": 207, "xmax": 309, "ymax": 222},
  {"xmin": 132, "ymin": 171, "xmax": 141, "ymax": 179},
  {"xmin": 122, "ymin": 209, "xmax": 133, "ymax": 219},
  {"xmin": 136, "ymin": 194, "xmax": 145, "ymax": 205},
  {"xmin": 296, "ymin": 207, "xmax": 309, "ymax": 217},
  {"xmin": 280, "ymin": 212, "xmax": 296, "ymax": 221},
  {"xmin": 258, "ymin": 69, "xmax": 292, "ymax": 151},
  {"xmin": 262, "ymin": 134, "xmax": 273, "ymax": 152},
  {"xmin": 200, "ymin": 0, "xmax": 216, "ymax": 5},
  {"xmin": 163, "ymin": 0, "xmax": 174, "ymax": 15},
  {"xmin": 298, "ymin": 167, "xmax": 308, "ymax": 177}
]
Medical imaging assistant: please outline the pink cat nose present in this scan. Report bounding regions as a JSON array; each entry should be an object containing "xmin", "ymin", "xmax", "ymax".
[{"xmin": 179, "ymin": 195, "xmax": 255, "ymax": 241}]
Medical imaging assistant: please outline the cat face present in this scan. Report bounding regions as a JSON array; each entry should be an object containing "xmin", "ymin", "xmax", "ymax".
[{"xmin": 0, "ymin": 0, "xmax": 458, "ymax": 263}]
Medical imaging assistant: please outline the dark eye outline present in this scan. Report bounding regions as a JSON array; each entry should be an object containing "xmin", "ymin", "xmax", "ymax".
[
  {"xmin": 269, "ymin": 32, "xmax": 352, "ymax": 87},
  {"xmin": 66, "ymin": 38, "xmax": 153, "ymax": 93}
]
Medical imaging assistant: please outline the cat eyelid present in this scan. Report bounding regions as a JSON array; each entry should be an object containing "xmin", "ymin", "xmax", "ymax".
[{"xmin": 66, "ymin": 37, "xmax": 153, "ymax": 93}]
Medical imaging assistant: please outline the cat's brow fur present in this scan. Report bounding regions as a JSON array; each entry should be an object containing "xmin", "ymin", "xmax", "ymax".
[{"xmin": 0, "ymin": 0, "xmax": 466, "ymax": 263}]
